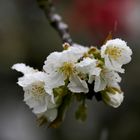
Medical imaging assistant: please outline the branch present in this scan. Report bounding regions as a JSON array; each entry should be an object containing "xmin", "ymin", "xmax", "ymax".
[{"xmin": 37, "ymin": 0, "xmax": 73, "ymax": 45}]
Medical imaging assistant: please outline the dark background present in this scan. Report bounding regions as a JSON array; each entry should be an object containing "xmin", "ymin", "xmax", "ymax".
[{"xmin": 0, "ymin": 0, "xmax": 140, "ymax": 140}]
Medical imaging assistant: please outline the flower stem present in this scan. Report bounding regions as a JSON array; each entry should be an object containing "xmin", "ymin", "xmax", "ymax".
[{"xmin": 37, "ymin": 0, "xmax": 73, "ymax": 44}]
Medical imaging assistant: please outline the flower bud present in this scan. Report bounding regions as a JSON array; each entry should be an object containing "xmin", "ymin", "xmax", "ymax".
[{"xmin": 102, "ymin": 87, "xmax": 124, "ymax": 108}]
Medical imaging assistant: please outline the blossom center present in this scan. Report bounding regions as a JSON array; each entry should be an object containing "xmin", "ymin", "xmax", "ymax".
[
  {"xmin": 31, "ymin": 82, "xmax": 46, "ymax": 99},
  {"xmin": 105, "ymin": 46, "xmax": 121, "ymax": 60},
  {"xmin": 59, "ymin": 62, "xmax": 74, "ymax": 77}
]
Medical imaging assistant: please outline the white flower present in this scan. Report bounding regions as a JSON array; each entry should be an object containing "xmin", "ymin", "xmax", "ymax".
[
  {"xmin": 94, "ymin": 68, "xmax": 121, "ymax": 92},
  {"xmin": 43, "ymin": 44, "xmax": 89, "ymax": 96},
  {"xmin": 102, "ymin": 88, "xmax": 124, "ymax": 108},
  {"xmin": 12, "ymin": 63, "xmax": 57, "ymax": 121},
  {"xmin": 75, "ymin": 57, "xmax": 101, "ymax": 83},
  {"xmin": 101, "ymin": 38, "xmax": 132, "ymax": 73}
]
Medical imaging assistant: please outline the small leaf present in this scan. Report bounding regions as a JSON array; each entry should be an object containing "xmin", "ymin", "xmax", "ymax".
[
  {"xmin": 103, "ymin": 32, "xmax": 113, "ymax": 44},
  {"xmin": 75, "ymin": 104, "xmax": 87, "ymax": 122}
]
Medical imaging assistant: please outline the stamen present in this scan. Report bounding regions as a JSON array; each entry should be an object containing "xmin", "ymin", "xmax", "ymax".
[
  {"xmin": 31, "ymin": 82, "xmax": 46, "ymax": 99},
  {"xmin": 105, "ymin": 46, "xmax": 122, "ymax": 60},
  {"xmin": 59, "ymin": 62, "xmax": 74, "ymax": 77}
]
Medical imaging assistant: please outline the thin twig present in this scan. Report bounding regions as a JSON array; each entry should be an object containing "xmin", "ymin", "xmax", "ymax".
[{"xmin": 37, "ymin": 0, "xmax": 73, "ymax": 44}]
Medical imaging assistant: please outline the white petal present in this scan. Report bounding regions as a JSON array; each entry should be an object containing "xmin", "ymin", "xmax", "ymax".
[
  {"xmin": 76, "ymin": 57, "xmax": 94, "ymax": 73},
  {"xmin": 68, "ymin": 74, "xmax": 88, "ymax": 93},
  {"xmin": 76, "ymin": 57, "xmax": 101, "ymax": 83},
  {"xmin": 12, "ymin": 63, "xmax": 37, "ymax": 74},
  {"xmin": 43, "ymin": 52, "xmax": 63, "ymax": 73},
  {"xmin": 90, "ymin": 67, "xmax": 101, "ymax": 76},
  {"xmin": 104, "ymin": 69, "xmax": 122, "ymax": 84},
  {"xmin": 24, "ymin": 96, "xmax": 47, "ymax": 114},
  {"xmin": 111, "ymin": 59, "xmax": 124, "ymax": 73},
  {"xmin": 44, "ymin": 108, "xmax": 58, "ymax": 122},
  {"xmin": 104, "ymin": 55, "xmax": 114, "ymax": 69},
  {"xmin": 116, "ymin": 47, "xmax": 132, "ymax": 66},
  {"xmin": 24, "ymin": 91, "xmax": 32, "ymax": 101},
  {"xmin": 67, "ymin": 43, "xmax": 88, "ymax": 59},
  {"xmin": 43, "ymin": 49, "xmax": 82, "ymax": 74},
  {"xmin": 44, "ymin": 72, "xmax": 65, "ymax": 102},
  {"xmin": 24, "ymin": 97, "xmax": 38, "ymax": 108},
  {"xmin": 18, "ymin": 72, "xmax": 46, "ymax": 87},
  {"xmin": 62, "ymin": 51, "xmax": 80, "ymax": 63},
  {"xmin": 94, "ymin": 76, "xmax": 106, "ymax": 92},
  {"xmin": 88, "ymin": 75, "xmax": 95, "ymax": 84},
  {"xmin": 45, "ymin": 95, "xmax": 58, "ymax": 109},
  {"xmin": 94, "ymin": 68, "xmax": 121, "ymax": 92},
  {"xmin": 33, "ymin": 102, "xmax": 47, "ymax": 114}
]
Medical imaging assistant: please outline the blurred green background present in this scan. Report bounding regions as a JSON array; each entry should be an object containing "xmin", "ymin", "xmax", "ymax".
[{"xmin": 0, "ymin": 0, "xmax": 140, "ymax": 140}]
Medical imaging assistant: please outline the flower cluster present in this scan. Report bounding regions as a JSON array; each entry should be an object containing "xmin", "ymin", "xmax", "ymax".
[{"xmin": 12, "ymin": 38, "xmax": 132, "ymax": 127}]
